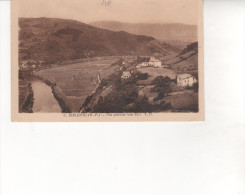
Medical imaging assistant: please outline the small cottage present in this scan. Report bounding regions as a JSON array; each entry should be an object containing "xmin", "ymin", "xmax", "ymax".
[
  {"xmin": 177, "ymin": 73, "xmax": 197, "ymax": 87},
  {"xmin": 136, "ymin": 62, "xmax": 148, "ymax": 68},
  {"xmin": 121, "ymin": 71, "xmax": 132, "ymax": 79},
  {"xmin": 162, "ymin": 64, "xmax": 170, "ymax": 68}
]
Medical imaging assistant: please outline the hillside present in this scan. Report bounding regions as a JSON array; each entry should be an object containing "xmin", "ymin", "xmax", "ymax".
[
  {"xmin": 90, "ymin": 21, "xmax": 197, "ymax": 43},
  {"xmin": 19, "ymin": 18, "xmax": 176, "ymax": 64},
  {"xmin": 79, "ymin": 42, "xmax": 199, "ymax": 113},
  {"xmin": 161, "ymin": 42, "xmax": 198, "ymax": 76}
]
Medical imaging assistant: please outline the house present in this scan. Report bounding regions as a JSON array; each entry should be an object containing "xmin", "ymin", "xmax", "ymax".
[
  {"xmin": 20, "ymin": 61, "xmax": 28, "ymax": 69},
  {"xmin": 162, "ymin": 64, "xmax": 170, "ymax": 68},
  {"xmin": 148, "ymin": 57, "xmax": 162, "ymax": 67},
  {"xmin": 177, "ymin": 73, "xmax": 197, "ymax": 87},
  {"xmin": 121, "ymin": 71, "xmax": 132, "ymax": 79},
  {"xmin": 136, "ymin": 62, "xmax": 149, "ymax": 68},
  {"xmin": 136, "ymin": 57, "xmax": 162, "ymax": 68}
]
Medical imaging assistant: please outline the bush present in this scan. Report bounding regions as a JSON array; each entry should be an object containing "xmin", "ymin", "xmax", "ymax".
[
  {"xmin": 193, "ymin": 82, "xmax": 198, "ymax": 93},
  {"xmin": 153, "ymin": 93, "xmax": 164, "ymax": 103},
  {"xmin": 124, "ymin": 95, "xmax": 153, "ymax": 113},
  {"xmin": 93, "ymin": 84, "xmax": 138, "ymax": 113},
  {"xmin": 151, "ymin": 76, "xmax": 171, "ymax": 85},
  {"xmin": 137, "ymin": 57, "xmax": 149, "ymax": 63},
  {"xmin": 151, "ymin": 76, "xmax": 172, "ymax": 96},
  {"xmin": 135, "ymin": 72, "xmax": 148, "ymax": 80}
]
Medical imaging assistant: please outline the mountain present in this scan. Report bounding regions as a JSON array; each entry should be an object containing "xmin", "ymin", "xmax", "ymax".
[
  {"xmin": 90, "ymin": 21, "xmax": 197, "ymax": 42},
  {"xmin": 19, "ymin": 18, "xmax": 177, "ymax": 63}
]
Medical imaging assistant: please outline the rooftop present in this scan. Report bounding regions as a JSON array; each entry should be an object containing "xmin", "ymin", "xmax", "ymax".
[
  {"xmin": 177, "ymin": 73, "xmax": 193, "ymax": 79},
  {"xmin": 122, "ymin": 71, "xmax": 131, "ymax": 77}
]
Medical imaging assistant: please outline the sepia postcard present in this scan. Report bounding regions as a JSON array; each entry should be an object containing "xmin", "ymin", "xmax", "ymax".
[{"xmin": 11, "ymin": 0, "xmax": 204, "ymax": 122}]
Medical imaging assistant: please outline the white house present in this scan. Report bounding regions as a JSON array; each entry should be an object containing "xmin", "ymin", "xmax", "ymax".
[
  {"xmin": 149, "ymin": 57, "xmax": 162, "ymax": 67},
  {"xmin": 121, "ymin": 71, "xmax": 132, "ymax": 79},
  {"xmin": 136, "ymin": 57, "xmax": 162, "ymax": 68},
  {"xmin": 177, "ymin": 73, "xmax": 197, "ymax": 87},
  {"xmin": 20, "ymin": 61, "xmax": 28, "ymax": 69},
  {"xmin": 20, "ymin": 63, "xmax": 27, "ymax": 69},
  {"xmin": 162, "ymin": 64, "xmax": 170, "ymax": 68},
  {"xmin": 136, "ymin": 62, "xmax": 148, "ymax": 68}
]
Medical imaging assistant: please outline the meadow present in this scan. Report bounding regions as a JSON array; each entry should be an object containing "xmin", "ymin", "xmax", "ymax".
[{"xmin": 137, "ymin": 67, "xmax": 176, "ymax": 85}]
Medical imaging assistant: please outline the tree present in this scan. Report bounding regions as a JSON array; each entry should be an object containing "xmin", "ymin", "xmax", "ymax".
[
  {"xmin": 124, "ymin": 95, "xmax": 153, "ymax": 113},
  {"xmin": 193, "ymin": 82, "xmax": 198, "ymax": 93},
  {"xmin": 151, "ymin": 76, "xmax": 172, "ymax": 96}
]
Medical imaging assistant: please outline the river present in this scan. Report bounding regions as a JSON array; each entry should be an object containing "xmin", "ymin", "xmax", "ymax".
[{"xmin": 31, "ymin": 79, "xmax": 62, "ymax": 113}]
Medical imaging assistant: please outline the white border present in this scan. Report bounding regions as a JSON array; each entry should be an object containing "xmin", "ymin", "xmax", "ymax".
[{"xmin": 1, "ymin": 1, "xmax": 245, "ymax": 195}]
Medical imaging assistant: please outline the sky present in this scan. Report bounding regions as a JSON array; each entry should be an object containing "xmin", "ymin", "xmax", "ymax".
[{"xmin": 17, "ymin": 0, "xmax": 199, "ymax": 25}]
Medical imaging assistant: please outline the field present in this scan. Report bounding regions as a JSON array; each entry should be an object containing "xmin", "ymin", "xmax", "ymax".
[
  {"xmin": 164, "ymin": 92, "xmax": 198, "ymax": 112},
  {"xmin": 34, "ymin": 57, "xmax": 120, "ymax": 112},
  {"xmin": 137, "ymin": 67, "xmax": 176, "ymax": 85}
]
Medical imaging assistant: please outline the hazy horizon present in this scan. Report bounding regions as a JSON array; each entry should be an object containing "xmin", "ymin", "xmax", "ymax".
[
  {"xmin": 19, "ymin": 17, "xmax": 198, "ymax": 26},
  {"xmin": 18, "ymin": 0, "xmax": 199, "ymax": 25}
]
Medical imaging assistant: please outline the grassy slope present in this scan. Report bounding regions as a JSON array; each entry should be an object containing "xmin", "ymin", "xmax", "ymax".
[{"xmin": 161, "ymin": 42, "xmax": 198, "ymax": 76}]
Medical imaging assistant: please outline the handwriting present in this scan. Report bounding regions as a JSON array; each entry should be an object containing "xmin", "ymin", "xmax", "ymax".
[{"xmin": 101, "ymin": 0, "xmax": 112, "ymax": 6}]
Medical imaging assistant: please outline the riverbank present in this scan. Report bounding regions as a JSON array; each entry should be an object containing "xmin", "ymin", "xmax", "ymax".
[
  {"xmin": 33, "ymin": 75, "xmax": 71, "ymax": 113},
  {"xmin": 19, "ymin": 79, "xmax": 33, "ymax": 113}
]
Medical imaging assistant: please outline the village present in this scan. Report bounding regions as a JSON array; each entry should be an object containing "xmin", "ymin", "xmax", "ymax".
[
  {"xmin": 120, "ymin": 56, "xmax": 197, "ymax": 87},
  {"xmin": 81, "ymin": 55, "xmax": 199, "ymax": 112},
  {"xmin": 19, "ymin": 60, "xmax": 43, "ymax": 70},
  {"xmin": 19, "ymin": 54, "xmax": 198, "ymax": 113},
  {"xmin": 19, "ymin": 55, "xmax": 198, "ymax": 89}
]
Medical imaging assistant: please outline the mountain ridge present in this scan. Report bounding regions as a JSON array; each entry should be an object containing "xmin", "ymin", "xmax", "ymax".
[
  {"xmin": 90, "ymin": 21, "xmax": 197, "ymax": 42},
  {"xmin": 19, "ymin": 17, "xmax": 175, "ymax": 64}
]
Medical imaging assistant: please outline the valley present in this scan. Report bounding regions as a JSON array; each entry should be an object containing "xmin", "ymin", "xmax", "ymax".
[{"xmin": 18, "ymin": 17, "xmax": 199, "ymax": 113}]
